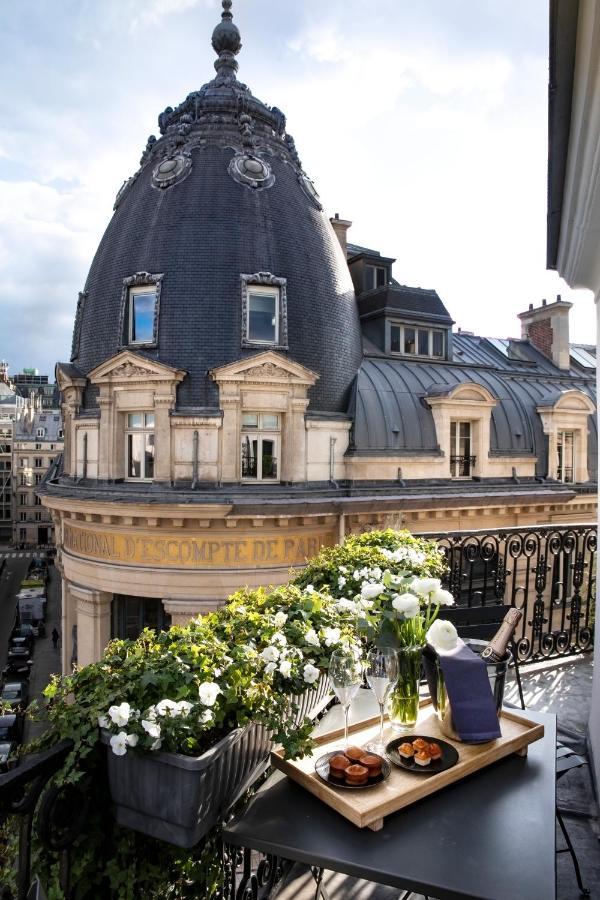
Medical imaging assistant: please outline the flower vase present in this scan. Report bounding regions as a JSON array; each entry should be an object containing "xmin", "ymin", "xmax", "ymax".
[{"xmin": 389, "ymin": 645, "xmax": 422, "ymax": 732}]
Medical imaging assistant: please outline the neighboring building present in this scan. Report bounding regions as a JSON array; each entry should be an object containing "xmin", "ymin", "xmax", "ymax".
[
  {"xmin": 13, "ymin": 369, "xmax": 59, "ymax": 410},
  {"xmin": 41, "ymin": 2, "xmax": 597, "ymax": 673},
  {"xmin": 13, "ymin": 401, "xmax": 63, "ymax": 547},
  {"xmin": 0, "ymin": 373, "xmax": 25, "ymax": 543},
  {"xmin": 546, "ymin": 0, "xmax": 600, "ymax": 805}
]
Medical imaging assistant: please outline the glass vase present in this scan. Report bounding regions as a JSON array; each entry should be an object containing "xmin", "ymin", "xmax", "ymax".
[{"xmin": 389, "ymin": 645, "xmax": 422, "ymax": 732}]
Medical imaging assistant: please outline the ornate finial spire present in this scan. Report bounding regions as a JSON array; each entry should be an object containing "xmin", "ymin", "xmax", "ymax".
[{"xmin": 212, "ymin": 0, "xmax": 242, "ymax": 79}]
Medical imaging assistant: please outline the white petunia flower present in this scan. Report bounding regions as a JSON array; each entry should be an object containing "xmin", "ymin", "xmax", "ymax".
[
  {"xmin": 98, "ymin": 715, "xmax": 109, "ymax": 730},
  {"xmin": 150, "ymin": 738, "xmax": 162, "ymax": 751},
  {"xmin": 108, "ymin": 702, "xmax": 131, "ymax": 728},
  {"xmin": 303, "ymin": 662, "xmax": 320, "ymax": 684},
  {"xmin": 371, "ymin": 566, "xmax": 382, "ymax": 580},
  {"xmin": 427, "ymin": 619, "xmax": 459, "ymax": 654},
  {"xmin": 125, "ymin": 733, "xmax": 138, "ymax": 748},
  {"xmin": 392, "ymin": 593, "xmax": 420, "ymax": 619},
  {"xmin": 142, "ymin": 719, "xmax": 161, "ymax": 739},
  {"xmin": 305, "ymin": 584, "xmax": 315, "ymax": 594},
  {"xmin": 431, "ymin": 588, "xmax": 455, "ymax": 607},
  {"xmin": 305, "ymin": 628, "xmax": 320, "ymax": 647},
  {"xmin": 337, "ymin": 598, "xmax": 358, "ymax": 614},
  {"xmin": 279, "ymin": 659, "xmax": 292, "ymax": 677},
  {"xmin": 145, "ymin": 705, "xmax": 157, "ymax": 722},
  {"xmin": 359, "ymin": 598, "xmax": 374, "ymax": 610},
  {"xmin": 175, "ymin": 700, "xmax": 193, "ymax": 717},
  {"xmin": 271, "ymin": 631, "xmax": 287, "ymax": 646},
  {"xmin": 338, "ymin": 575, "xmax": 347, "ymax": 588},
  {"xmin": 322, "ymin": 627, "xmax": 341, "ymax": 647},
  {"xmin": 361, "ymin": 582, "xmax": 386, "ymax": 601},
  {"xmin": 273, "ymin": 611, "xmax": 288, "ymax": 627},
  {"xmin": 198, "ymin": 682, "xmax": 221, "ymax": 707},
  {"xmin": 339, "ymin": 565, "xmax": 347, "ymax": 574},
  {"xmin": 200, "ymin": 709, "xmax": 213, "ymax": 724},
  {"xmin": 260, "ymin": 645, "xmax": 280, "ymax": 663},
  {"xmin": 264, "ymin": 661, "xmax": 277, "ymax": 675},
  {"xmin": 411, "ymin": 577, "xmax": 442, "ymax": 597},
  {"xmin": 109, "ymin": 732, "xmax": 129, "ymax": 756},
  {"xmin": 156, "ymin": 699, "xmax": 179, "ymax": 717}
]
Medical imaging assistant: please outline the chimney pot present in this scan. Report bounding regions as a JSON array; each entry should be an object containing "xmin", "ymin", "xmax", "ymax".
[
  {"xmin": 334, "ymin": 212, "xmax": 339, "ymax": 220},
  {"xmin": 542, "ymin": 298, "xmax": 547, "ymax": 306},
  {"xmin": 557, "ymin": 293, "xmax": 561, "ymax": 302},
  {"xmin": 329, "ymin": 214, "xmax": 352, "ymax": 256},
  {"xmin": 529, "ymin": 303, "xmax": 533, "ymax": 310}
]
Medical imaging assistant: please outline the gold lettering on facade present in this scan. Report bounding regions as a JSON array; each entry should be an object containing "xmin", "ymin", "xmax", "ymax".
[{"xmin": 63, "ymin": 523, "xmax": 335, "ymax": 569}]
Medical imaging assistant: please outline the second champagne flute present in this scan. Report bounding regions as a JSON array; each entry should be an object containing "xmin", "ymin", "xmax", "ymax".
[
  {"xmin": 365, "ymin": 647, "xmax": 398, "ymax": 753},
  {"xmin": 329, "ymin": 648, "xmax": 363, "ymax": 749}
]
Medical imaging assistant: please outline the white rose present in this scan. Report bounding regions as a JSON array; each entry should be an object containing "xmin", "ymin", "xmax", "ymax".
[
  {"xmin": 108, "ymin": 702, "xmax": 131, "ymax": 728},
  {"xmin": 431, "ymin": 588, "xmax": 455, "ymax": 607},
  {"xmin": 155, "ymin": 699, "xmax": 179, "ymax": 717},
  {"xmin": 142, "ymin": 719, "xmax": 161, "ymax": 738},
  {"xmin": 198, "ymin": 681, "xmax": 221, "ymax": 706},
  {"xmin": 98, "ymin": 715, "xmax": 109, "ymax": 730},
  {"xmin": 427, "ymin": 619, "xmax": 459, "ymax": 654},
  {"xmin": 411, "ymin": 577, "xmax": 441, "ymax": 597},
  {"xmin": 279, "ymin": 659, "xmax": 292, "ymax": 677},
  {"xmin": 305, "ymin": 628, "xmax": 320, "ymax": 647},
  {"xmin": 273, "ymin": 611, "xmax": 287, "ymax": 627},
  {"xmin": 303, "ymin": 662, "xmax": 320, "ymax": 684},
  {"xmin": 260, "ymin": 645, "xmax": 280, "ymax": 663},
  {"xmin": 392, "ymin": 593, "xmax": 420, "ymax": 619},
  {"xmin": 109, "ymin": 732, "xmax": 128, "ymax": 756},
  {"xmin": 361, "ymin": 582, "xmax": 385, "ymax": 601},
  {"xmin": 271, "ymin": 631, "xmax": 287, "ymax": 646},
  {"xmin": 322, "ymin": 627, "xmax": 341, "ymax": 647}
]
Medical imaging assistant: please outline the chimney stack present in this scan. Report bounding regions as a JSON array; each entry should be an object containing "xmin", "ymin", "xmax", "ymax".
[
  {"xmin": 330, "ymin": 212, "xmax": 352, "ymax": 257},
  {"xmin": 517, "ymin": 294, "xmax": 572, "ymax": 370}
]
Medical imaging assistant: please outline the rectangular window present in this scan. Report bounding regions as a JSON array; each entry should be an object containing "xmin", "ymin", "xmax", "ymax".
[
  {"xmin": 404, "ymin": 327, "xmax": 416, "ymax": 354},
  {"xmin": 35, "ymin": 443, "xmax": 42, "ymax": 450},
  {"xmin": 35, "ymin": 496, "xmax": 42, "ymax": 506},
  {"xmin": 126, "ymin": 413, "xmax": 155, "ymax": 480},
  {"xmin": 241, "ymin": 413, "xmax": 280, "ymax": 481},
  {"xmin": 432, "ymin": 330, "xmax": 444, "ymax": 357},
  {"xmin": 365, "ymin": 265, "xmax": 387, "ymax": 291},
  {"xmin": 36, "ymin": 428, "xmax": 45, "ymax": 438},
  {"xmin": 128, "ymin": 287, "xmax": 156, "ymax": 344},
  {"xmin": 20, "ymin": 458, "xmax": 28, "ymax": 468},
  {"xmin": 20, "ymin": 474, "xmax": 27, "ymax": 486},
  {"xmin": 35, "ymin": 474, "xmax": 42, "ymax": 485},
  {"xmin": 34, "ymin": 458, "xmax": 43, "ymax": 468},
  {"xmin": 450, "ymin": 421, "xmax": 474, "ymax": 477},
  {"xmin": 557, "ymin": 431, "xmax": 575, "ymax": 483},
  {"xmin": 20, "ymin": 512, "xmax": 26, "ymax": 522},
  {"xmin": 390, "ymin": 325, "xmax": 401, "ymax": 353},
  {"xmin": 19, "ymin": 528, "xmax": 26, "ymax": 542},
  {"xmin": 247, "ymin": 289, "xmax": 279, "ymax": 344},
  {"xmin": 35, "ymin": 512, "xmax": 42, "ymax": 522},
  {"xmin": 418, "ymin": 329, "xmax": 429, "ymax": 356}
]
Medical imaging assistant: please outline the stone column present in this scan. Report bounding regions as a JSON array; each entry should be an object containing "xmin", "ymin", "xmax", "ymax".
[
  {"xmin": 97, "ymin": 396, "xmax": 115, "ymax": 480},
  {"xmin": 162, "ymin": 598, "xmax": 208, "ymax": 625},
  {"xmin": 153, "ymin": 394, "xmax": 173, "ymax": 482},
  {"xmin": 72, "ymin": 585, "xmax": 112, "ymax": 667},
  {"xmin": 285, "ymin": 397, "xmax": 309, "ymax": 482},
  {"xmin": 220, "ymin": 394, "xmax": 240, "ymax": 482}
]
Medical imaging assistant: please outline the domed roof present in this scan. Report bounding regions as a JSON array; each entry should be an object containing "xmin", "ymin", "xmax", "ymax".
[{"xmin": 71, "ymin": 1, "xmax": 362, "ymax": 413}]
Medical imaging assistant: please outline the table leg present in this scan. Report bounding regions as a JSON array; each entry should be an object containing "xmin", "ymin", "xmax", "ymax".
[{"xmin": 311, "ymin": 867, "xmax": 332, "ymax": 900}]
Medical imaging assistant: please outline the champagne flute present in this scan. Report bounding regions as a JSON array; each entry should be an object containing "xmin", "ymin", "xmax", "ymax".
[
  {"xmin": 365, "ymin": 647, "xmax": 398, "ymax": 753},
  {"xmin": 329, "ymin": 648, "xmax": 363, "ymax": 749}
]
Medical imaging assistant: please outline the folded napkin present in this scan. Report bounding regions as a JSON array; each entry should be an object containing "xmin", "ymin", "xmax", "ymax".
[{"xmin": 423, "ymin": 640, "xmax": 501, "ymax": 743}]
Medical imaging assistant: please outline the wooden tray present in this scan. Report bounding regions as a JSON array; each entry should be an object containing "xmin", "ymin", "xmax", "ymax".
[{"xmin": 271, "ymin": 701, "xmax": 544, "ymax": 831}]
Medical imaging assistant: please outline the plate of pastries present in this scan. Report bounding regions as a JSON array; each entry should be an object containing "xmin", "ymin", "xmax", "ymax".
[
  {"xmin": 386, "ymin": 735, "xmax": 459, "ymax": 774},
  {"xmin": 315, "ymin": 745, "xmax": 391, "ymax": 789}
]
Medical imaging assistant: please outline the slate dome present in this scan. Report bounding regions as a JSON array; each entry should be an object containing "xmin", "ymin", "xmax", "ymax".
[{"xmin": 71, "ymin": 0, "xmax": 362, "ymax": 412}]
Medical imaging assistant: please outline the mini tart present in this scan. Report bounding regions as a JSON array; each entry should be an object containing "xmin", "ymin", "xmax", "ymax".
[
  {"xmin": 328, "ymin": 754, "xmax": 350, "ymax": 778},
  {"xmin": 359, "ymin": 754, "xmax": 383, "ymax": 777},
  {"xmin": 345, "ymin": 746, "xmax": 365, "ymax": 763},
  {"xmin": 412, "ymin": 738, "xmax": 429, "ymax": 752},
  {"xmin": 414, "ymin": 751, "xmax": 431, "ymax": 766},
  {"xmin": 345, "ymin": 763, "xmax": 369, "ymax": 785},
  {"xmin": 398, "ymin": 742, "xmax": 415, "ymax": 758},
  {"xmin": 427, "ymin": 742, "xmax": 442, "ymax": 760}
]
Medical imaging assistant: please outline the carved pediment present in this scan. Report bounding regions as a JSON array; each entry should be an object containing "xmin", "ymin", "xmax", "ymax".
[
  {"xmin": 211, "ymin": 351, "xmax": 319, "ymax": 386},
  {"xmin": 89, "ymin": 350, "xmax": 186, "ymax": 384}
]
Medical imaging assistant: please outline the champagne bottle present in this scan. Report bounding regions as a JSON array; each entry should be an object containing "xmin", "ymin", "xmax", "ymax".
[{"xmin": 480, "ymin": 607, "xmax": 523, "ymax": 662}]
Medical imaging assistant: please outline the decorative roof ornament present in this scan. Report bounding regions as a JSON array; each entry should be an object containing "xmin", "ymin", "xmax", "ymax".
[{"xmin": 212, "ymin": 0, "xmax": 242, "ymax": 80}]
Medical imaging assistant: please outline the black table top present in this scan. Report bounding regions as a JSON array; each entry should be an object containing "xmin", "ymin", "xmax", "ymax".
[{"xmin": 224, "ymin": 706, "xmax": 556, "ymax": 900}]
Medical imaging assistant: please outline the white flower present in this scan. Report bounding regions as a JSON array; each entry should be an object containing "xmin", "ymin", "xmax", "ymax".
[
  {"xmin": 142, "ymin": 719, "xmax": 161, "ymax": 739},
  {"xmin": 305, "ymin": 584, "xmax": 315, "ymax": 594},
  {"xmin": 359, "ymin": 598, "xmax": 374, "ymax": 610},
  {"xmin": 392, "ymin": 592, "xmax": 420, "ymax": 619},
  {"xmin": 431, "ymin": 588, "xmax": 455, "ymax": 607},
  {"xmin": 337, "ymin": 575, "xmax": 347, "ymax": 588},
  {"xmin": 260, "ymin": 645, "xmax": 280, "ymax": 663},
  {"xmin": 271, "ymin": 631, "xmax": 287, "ymax": 646},
  {"xmin": 125, "ymin": 733, "xmax": 138, "ymax": 748},
  {"xmin": 214, "ymin": 668, "xmax": 222, "ymax": 677},
  {"xmin": 303, "ymin": 662, "xmax": 320, "ymax": 684},
  {"xmin": 198, "ymin": 682, "xmax": 221, "ymax": 706},
  {"xmin": 145, "ymin": 705, "xmax": 157, "ymax": 722},
  {"xmin": 175, "ymin": 700, "xmax": 193, "ymax": 717},
  {"xmin": 371, "ymin": 566, "xmax": 382, "ymax": 580},
  {"xmin": 109, "ymin": 732, "xmax": 129, "ymax": 756},
  {"xmin": 427, "ymin": 619, "xmax": 459, "ymax": 654},
  {"xmin": 322, "ymin": 627, "xmax": 341, "ymax": 647},
  {"xmin": 98, "ymin": 715, "xmax": 109, "ymax": 730},
  {"xmin": 264, "ymin": 661, "xmax": 277, "ymax": 675},
  {"xmin": 361, "ymin": 582, "xmax": 386, "ymax": 601},
  {"xmin": 279, "ymin": 659, "xmax": 292, "ymax": 677},
  {"xmin": 305, "ymin": 628, "xmax": 320, "ymax": 647},
  {"xmin": 237, "ymin": 605, "xmax": 247, "ymax": 615},
  {"xmin": 337, "ymin": 598, "xmax": 357, "ymax": 614},
  {"xmin": 410, "ymin": 577, "xmax": 442, "ymax": 597},
  {"xmin": 339, "ymin": 565, "xmax": 347, "ymax": 574},
  {"xmin": 108, "ymin": 702, "xmax": 131, "ymax": 728},
  {"xmin": 150, "ymin": 738, "xmax": 162, "ymax": 750},
  {"xmin": 200, "ymin": 709, "xmax": 213, "ymax": 724},
  {"xmin": 156, "ymin": 699, "xmax": 179, "ymax": 717},
  {"xmin": 273, "ymin": 611, "xmax": 287, "ymax": 627}
]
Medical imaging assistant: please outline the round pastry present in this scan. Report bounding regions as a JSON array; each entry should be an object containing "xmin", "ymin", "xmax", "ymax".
[
  {"xmin": 345, "ymin": 763, "xmax": 369, "ymax": 785},
  {"xmin": 427, "ymin": 742, "xmax": 442, "ymax": 760},
  {"xmin": 359, "ymin": 754, "xmax": 383, "ymax": 777},
  {"xmin": 328, "ymin": 754, "xmax": 350, "ymax": 778},
  {"xmin": 412, "ymin": 738, "xmax": 429, "ymax": 751},
  {"xmin": 414, "ymin": 750, "xmax": 431, "ymax": 766},
  {"xmin": 398, "ymin": 742, "xmax": 415, "ymax": 758},
  {"xmin": 345, "ymin": 746, "xmax": 365, "ymax": 763}
]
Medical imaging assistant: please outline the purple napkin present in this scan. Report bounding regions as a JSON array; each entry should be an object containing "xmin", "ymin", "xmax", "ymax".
[{"xmin": 427, "ymin": 642, "xmax": 501, "ymax": 743}]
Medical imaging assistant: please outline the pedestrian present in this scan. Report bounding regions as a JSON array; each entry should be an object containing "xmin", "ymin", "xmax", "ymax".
[{"xmin": 51, "ymin": 627, "xmax": 59, "ymax": 649}]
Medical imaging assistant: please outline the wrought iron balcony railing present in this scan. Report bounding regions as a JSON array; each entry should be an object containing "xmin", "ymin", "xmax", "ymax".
[{"xmin": 450, "ymin": 454, "xmax": 476, "ymax": 477}]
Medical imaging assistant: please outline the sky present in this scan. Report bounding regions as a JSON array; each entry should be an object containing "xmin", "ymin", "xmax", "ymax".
[{"xmin": 0, "ymin": 0, "xmax": 596, "ymax": 378}]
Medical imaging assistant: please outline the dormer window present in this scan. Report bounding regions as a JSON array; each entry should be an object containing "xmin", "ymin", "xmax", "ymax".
[
  {"xmin": 119, "ymin": 272, "xmax": 163, "ymax": 349},
  {"xmin": 389, "ymin": 323, "xmax": 446, "ymax": 359},
  {"xmin": 36, "ymin": 428, "xmax": 45, "ymax": 438},
  {"xmin": 241, "ymin": 272, "xmax": 288, "ymax": 349},
  {"xmin": 365, "ymin": 265, "xmax": 387, "ymax": 291}
]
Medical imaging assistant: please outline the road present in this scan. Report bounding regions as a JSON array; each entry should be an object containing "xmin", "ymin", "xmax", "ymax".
[{"xmin": 0, "ymin": 553, "xmax": 31, "ymax": 669}]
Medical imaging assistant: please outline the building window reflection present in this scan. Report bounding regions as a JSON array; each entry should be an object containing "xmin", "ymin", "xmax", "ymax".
[
  {"xmin": 557, "ymin": 430, "xmax": 575, "ymax": 483},
  {"xmin": 450, "ymin": 420, "xmax": 475, "ymax": 477},
  {"xmin": 112, "ymin": 595, "xmax": 171, "ymax": 641},
  {"xmin": 125, "ymin": 412, "xmax": 155, "ymax": 480},
  {"xmin": 241, "ymin": 412, "xmax": 279, "ymax": 481}
]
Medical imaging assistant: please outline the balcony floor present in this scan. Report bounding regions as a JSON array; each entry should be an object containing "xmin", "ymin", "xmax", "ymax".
[{"xmin": 276, "ymin": 654, "xmax": 599, "ymax": 900}]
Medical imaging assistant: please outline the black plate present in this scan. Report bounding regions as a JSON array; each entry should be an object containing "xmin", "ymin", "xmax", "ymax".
[
  {"xmin": 315, "ymin": 750, "xmax": 391, "ymax": 790},
  {"xmin": 386, "ymin": 735, "xmax": 459, "ymax": 774}
]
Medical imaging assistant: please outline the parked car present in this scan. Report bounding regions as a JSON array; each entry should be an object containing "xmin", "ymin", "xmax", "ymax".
[
  {"xmin": 2, "ymin": 659, "xmax": 32, "ymax": 680},
  {"xmin": 6, "ymin": 646, "xmax": 32, "ymax": 666},
  {"xmin": 0, "ymin": 681, "xmax": 29, "ymax": 710},
  {"xmin": 0, "ymin": 714, "xmax": 23, "ymax": 744},
  {"xmin": 8, "ymin": 635, "xmax": 34, "ymax": 656},
  {"xmin": 11, "ymin": 624, "xmax": 36, "ymax": 644},
  {"xmin": 0, "ymin": 740, "xmax": 18, "ymax": 772}
]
